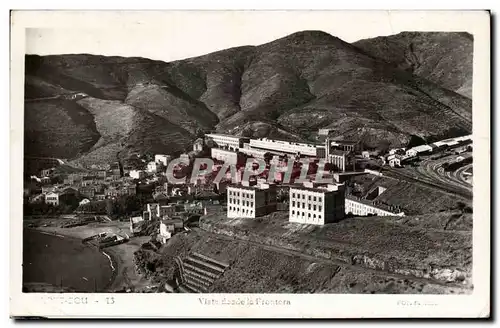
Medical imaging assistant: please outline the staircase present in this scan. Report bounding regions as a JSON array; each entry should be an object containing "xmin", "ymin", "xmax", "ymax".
[{"xmin": 175, "ymin": 252, "xmax": 229, "ymax": 293}]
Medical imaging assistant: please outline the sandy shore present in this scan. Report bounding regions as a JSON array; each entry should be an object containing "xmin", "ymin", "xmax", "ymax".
[{"xmin": 35, "ymin": 221, "xmax": 152, "ymax": 292}]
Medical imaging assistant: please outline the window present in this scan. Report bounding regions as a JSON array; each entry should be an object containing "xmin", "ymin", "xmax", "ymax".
[
  {"xmin": 292, "ymin": 201, "xmax": 295, "ymax": 206},
  {"xmin": 319, "ymin": 205, "xmax": 322, "ymax": 211},
  {"xmin": 308, "ymin": 204, "xmax": 311, "ymax": 210},
  {"xmin": 313, "ymin": 196, "xmax": 317, "ymax": 201},
  {"xmin": 302, "ymin": 203, "xmax": 305, "ymax": 209},
  {"xmin": 313, "ymin": 205, "xmax": 316, "ymax": 211},
  {"xmin": 292, "ymin": 210, "xmax": 295, "ymax": 215},
  {"xmin": 308, "ymin": 195, "xmax": 311, "ymax": 201}
]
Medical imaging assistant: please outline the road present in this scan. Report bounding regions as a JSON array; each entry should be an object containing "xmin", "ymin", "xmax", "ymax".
[
  {"xmin": 24, "ymin": 156, "xmax": 67, "ymax": 165},
  {"xmin": 196, "ymin": 228, "xmax": 467, "ymax": 289}
]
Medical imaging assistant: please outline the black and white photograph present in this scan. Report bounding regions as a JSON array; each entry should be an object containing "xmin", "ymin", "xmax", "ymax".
[{"xmin": 10, "ymin": 10, "xmax": 490, "ymax": 318}]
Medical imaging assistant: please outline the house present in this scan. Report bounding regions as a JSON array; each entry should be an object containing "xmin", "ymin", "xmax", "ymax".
[
  {"xmin": 42, "ymin": 185, "xmax": 57, "ymax": 194},
  {"xmin": 205, "ymin": 133, "xmax": 250, "ymax": 151},
  {"xmin": 289, "ymin": 182, "xmax": 345, "ymax": 225},
  {"xmin": 79, "ymin": 198, "xmax": 91, "ymax": 206},
  {"xmin": 158, "ymin": 221, "xmax": 173, "ymax": 243},
  {"xmin": 389, "ymin": 148, "xmax": 406, "ymax": 156},
  {"xmin": 45, "ymin": 192, "xmax": 59, "ymax": 206},
  {"xmin": 95, "ymin": 193, "xmax": 106, "ymax": 201},
  {"xmin": 211, "ymin": 148, "xmax": 242, "ymax": 165},
  {"xmin": 129, "ymin": 170, "xmax": 146, "ymax": 180},
  {"xmin": 318, "ymin": 128, "xmax": 333, "ymax": 136},
  {"xmin": 40, "ymin": 168, "xmax": 55, "ymax": 177},
  {"xmin": 79, "ymin": 186, "xmax": 96, "ymax": 199},
  {"xmin": 387, "ymin": 155, "xmax": 402, "ymax": 168},
  {"xmin": 193, "ymin": 138, "xmax": 204, "ymax": 152},
  {"xmin": 61, "ymin": 186, "xmax": 79, "ymax": 196},
  {"xmin": 155, "ymin": 154, "xmax": 171, "ymax": 167},
  {"xmin": 179, "ymin": 153, "xmax": 191, "ymax": 162},
  {"xmin": 407, "ymin": 145, "xmax": 433, "ymax": 156},
  {"xmin": 159, "ymin": 205, "xmax": 175, "ymax": 218},
  {"xmin": 345, "ymin": 196, "xmax": 405, "ymax": 217},
  {"xmin": 158, "ymin": 218, "xmax": 184, "ymax": 244},
  {"xmin": 29, "ymin": 193, "xmax": 45, "ymax": 204},
  {"xmin": 130, "ymin": 216, "xmax": 144, "ymax": 234},
  {"xmin": 105, "ymin": 187, "xmax": 119, "ymax": 198}
]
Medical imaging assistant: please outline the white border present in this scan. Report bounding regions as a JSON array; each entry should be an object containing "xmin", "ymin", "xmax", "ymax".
[{"xmin": 9, "ymin": 10, "xmax": 490, "ymax": 318}]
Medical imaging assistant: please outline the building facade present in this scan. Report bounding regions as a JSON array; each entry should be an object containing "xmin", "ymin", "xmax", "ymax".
[
  {"xmin": 345, "ymin": 198, "xmax": 405, "ymax": 217},
  {"xmin": 249, "ymin": 138, "xmax": 319, "ymax": 157},
  {"xmin": 45, "ymin": 192, "xmax": 59, "ymax": 206},
  {"xmin": 158, "ymin": 205, "xmax": 176, "ymax": 218},
  {"xmin": 227, "ymin": 183, "xmax": 277, "ymax": 218},
  {"xmin": 147, "ymin": 161, "xmax": 158, "ymax": 173},
  {"xmin": 205, "ymin": 134, "xmax": 250, "ymax": 151},
  {"xmin": 129, "ymin": 170, "xmax": 146, "ymax": 179},
  {"xmin": 289, "ymin": 183, "xmax": 345, "ymax": 225},
  {"xmin": 155, "ymin": 154, "xmax": 171, "ymax": 166},
  {"xmin": 211, "ymin": 148, "xmax": 240, "ymax": 165}
]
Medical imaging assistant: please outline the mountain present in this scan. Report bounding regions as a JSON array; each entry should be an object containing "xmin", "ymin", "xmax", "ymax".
[
  {"xmin": 353, "ymin": 32, "xmax": 473, "ymax": 98},
  {"xmin": 24, "ymin": 31, "xmax": 472, "ymax": 166}
]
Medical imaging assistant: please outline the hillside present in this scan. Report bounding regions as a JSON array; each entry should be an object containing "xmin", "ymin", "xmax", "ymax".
[
  {"xmin": 354, "ymin": 32, "xmax": 473, "ymax": 98},
  {"xmin": 24, "ymin": 31, "xmax": 472, "ymax": 164},
  {"xmin": 134, "ymin": 210, "xmax": 472, "ymax": 294}
]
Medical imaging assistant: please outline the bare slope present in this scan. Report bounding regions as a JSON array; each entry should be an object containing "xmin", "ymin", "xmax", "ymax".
[
  {"xmin": 24, "ymin": 31, "xmax": 472, "ymax": 163},
  {"xmin": 150, "ymin": 211, "xmax": 471, "ymax": 294},
  {"xmin": 353, "ymin": 32, "xmax": 473, "ymax": 98}
]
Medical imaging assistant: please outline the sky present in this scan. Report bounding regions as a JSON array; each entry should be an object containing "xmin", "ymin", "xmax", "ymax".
[
  {"xmin": 24, "ymin": 11, "xmax": 404, "ymax": 62},
  {"xmin": 23, "ymin": 10, "xmax": 479, "ymax": 63}
]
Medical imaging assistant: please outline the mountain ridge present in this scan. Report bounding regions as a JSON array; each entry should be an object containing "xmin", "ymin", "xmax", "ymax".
[{"xmin": 24, "ymin": 30, "xmax": 473, "ymax": 166}]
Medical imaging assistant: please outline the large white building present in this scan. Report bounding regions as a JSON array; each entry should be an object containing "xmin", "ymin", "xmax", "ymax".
[
  {"xmin": 289, "ymin": 182, "xmax": 345, "ymax": 225},
  {"xmin": 249, "ymin": 138, "xmax": 319, "ymax": 157},
  {"xmin": 227, "ymin": 182, "xmax": 277, "ymax": 218},
  {"xmin": 205, "ymin": 133, "xmax": 250, "ymax": 151}
]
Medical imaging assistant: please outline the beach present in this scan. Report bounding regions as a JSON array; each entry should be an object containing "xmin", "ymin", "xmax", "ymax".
[
  {"xmin": 23, "ymin": 220, "xmax": 152, "ymax": 292},
  {"xmin": 23, "ymin": 229, "xmax": 113, "ymax": 292}
]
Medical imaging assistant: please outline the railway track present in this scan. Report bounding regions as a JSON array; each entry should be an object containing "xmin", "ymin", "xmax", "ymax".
[{"xmin": 383, "ymin": 167, "xmax": 472, "ymax": 199}]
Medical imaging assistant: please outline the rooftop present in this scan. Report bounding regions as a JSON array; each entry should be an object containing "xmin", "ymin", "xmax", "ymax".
[{"xmin": 205, "ymin": 133, "xmax": 248, "ymax": 139}]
